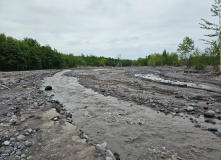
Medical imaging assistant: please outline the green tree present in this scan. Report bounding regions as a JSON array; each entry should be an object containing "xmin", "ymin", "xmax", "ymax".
[
  {"xmin": 190, "ymin": 48, "xmax": 206, "ymax": 70},
  {"xmin": 148, "ymin": 53, "xmax": 163, "ymax": 66},
  {"xmin": 199, "ymin": 0, "xmax": 221, "ymax": 70},
  {"xmin": 168, "ymin": 52, "xmax": 178, "ymax": 66},
  {"xmin": 162, "ymin": 49, "xmax": 169, "ymax": 65},
  {"xmin": 177, "ymin": 36, "xmax": 195, "ymax": 67}
]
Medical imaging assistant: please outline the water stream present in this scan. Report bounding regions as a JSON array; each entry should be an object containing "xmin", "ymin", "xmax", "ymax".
[{"xmin": 42, "ymin": 70, "xmax": 221, "ymax": 160}]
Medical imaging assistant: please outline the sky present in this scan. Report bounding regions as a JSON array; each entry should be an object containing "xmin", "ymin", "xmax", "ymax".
[{"xmin": 0, "ymin": 0, "xmax": 217, "ymax": 60}]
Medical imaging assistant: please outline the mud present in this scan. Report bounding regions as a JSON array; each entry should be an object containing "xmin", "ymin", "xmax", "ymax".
[{"xmin": 43, "ymin": 67, "xmax": 221, "ymax": 160}]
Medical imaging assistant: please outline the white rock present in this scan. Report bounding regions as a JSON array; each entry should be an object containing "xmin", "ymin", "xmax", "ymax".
[
  {"xmin": 106, "ymin": 150, "xmax": 116, "ymax": 160},
  {"xmin": 186, "ymin": 106, "xmax": 194, "ymax": 112},
  {"xmin": 106, "ymin": 157, "xmax": 113, "ymax": 160},
  {"xmin": 3, "ymin": 141, "xmax": 10, "ymax": 146},
  {"xmin": 95, "ymin": 144, "xmax": 106, "ymax": 154}
]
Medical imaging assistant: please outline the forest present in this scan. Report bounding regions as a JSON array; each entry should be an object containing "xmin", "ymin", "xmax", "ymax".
[{"xmin": 0, "ymin": 33, "xmax": 220, "ymax": 71}]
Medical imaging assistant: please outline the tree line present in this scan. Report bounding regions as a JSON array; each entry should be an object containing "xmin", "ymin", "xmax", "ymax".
[
  {"xmin": 0, "ymin": 33, "xmax": 134, "ymax": 71},
  {"xmin": 0, "ymin": 33, "xmax": 220, "ymax": 71}
]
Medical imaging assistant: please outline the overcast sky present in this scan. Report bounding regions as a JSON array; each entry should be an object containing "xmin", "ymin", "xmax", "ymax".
[{"xmin": 0, "ymin": 0, "xmax": 217, "ymax": 59}]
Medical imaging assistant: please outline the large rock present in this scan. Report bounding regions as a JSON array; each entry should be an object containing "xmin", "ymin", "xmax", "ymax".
[
  {"xmin": 45, "ymin": 86, "xmax": 52, "ymax": 91},
  {"xmin": 204, "ymin": 110, "xmax": 215, "ymax": 118}
]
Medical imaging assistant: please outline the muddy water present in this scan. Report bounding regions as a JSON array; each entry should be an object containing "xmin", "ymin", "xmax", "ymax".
[{"xmin": 43, "ymin": 70, "xmax": 221, "ymax": 160}]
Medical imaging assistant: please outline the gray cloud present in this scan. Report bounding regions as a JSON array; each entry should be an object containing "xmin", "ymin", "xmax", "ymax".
[{"xmin": 0, "ymin": 0, "xmax": 217, "ymax": 59}]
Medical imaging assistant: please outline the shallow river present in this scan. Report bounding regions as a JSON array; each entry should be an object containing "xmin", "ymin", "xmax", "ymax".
[{"xmin": 43, "ymin": 70, "xmax": 221, "ymax": 160}]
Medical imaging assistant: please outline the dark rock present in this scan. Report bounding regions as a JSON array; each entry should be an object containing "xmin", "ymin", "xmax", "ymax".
[
  {"xmin": 29, "ymin": 115, "xmax": 35, "ymax": 119},
  {"xmin": 45, "ymin": 86, "xmax": 52, "ymax": 91},
  {"xmin": 114, "ymin": 152, "xmax": 120, "ymax": 160},
  {"xmin": 194, "ymin": 124, "xmax": 201, "ymax": 128},
  {"xmin": 66, "ymin": 112, "xmax": 72, "ymax": 118},
  {"xmin": 208, "ymin": 128, "xmax": 218, "ymax": 133},
  {"xmin": 203, "ymin": 106, "xmax": 208, "ymax": 110}
]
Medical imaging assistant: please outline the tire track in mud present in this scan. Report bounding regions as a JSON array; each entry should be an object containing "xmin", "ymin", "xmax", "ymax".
[{"xmin": 43, "ymin": 69, "xmax": 221, "ymax": 160}]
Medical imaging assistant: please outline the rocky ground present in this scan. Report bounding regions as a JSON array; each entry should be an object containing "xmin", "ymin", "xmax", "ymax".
[
  {"xmin": 0, "ymin": 70, "xmax": 104, "ymax": 160},
  {"xmin": 0, "ymin": 66, "xmax": 221, "ymax": 160}
]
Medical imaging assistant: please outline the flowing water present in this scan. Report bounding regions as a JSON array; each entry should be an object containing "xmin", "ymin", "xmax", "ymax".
[{"xmin": 42, "ymin": 70, "xmax": 221, "ymax": 160}]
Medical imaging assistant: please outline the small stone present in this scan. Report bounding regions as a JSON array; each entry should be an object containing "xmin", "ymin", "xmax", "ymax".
[
  {"xmin": 16, "ymin": 120, "xmax": 22, "ymax": 125},
  {"xmin": 203, "ymin": 106, "xmax": 208, "ymax": 110},
  {"xmin": 21, "ymin": 154, "xmax": 26, "ymax": 158},
  {"xmin": 16, "ymin": 150, "xmax": 22, "ymax": 156},
  {"xmin": 22, "ymin": 85, "xmax": 27, "ymax": 88},
  {"xmin": 210, "ymin": 120, "xmax": 216, "ymax": 124},
  {"xmin": 22, "ymin": 97, "xmax": 27, "ymax": 100},
  {"xmin": 3, "ymin": 141, "xmax": 10, "ymax": 146},
  {"xmin": 24, "ymin": 141, "xmax": 32, "ymax": 147},
  {"xmin": 2, "ymin": 149, "xmax": 11, "ymax": 154},
  {"xmin": 45, "ymin": 86, "xmax": 52, "ymax": 91},
  {"xmin": 215, "ymin": 109, "xmax": 220, "ymax": 114},
  {"xmin": 7, "ymin": 112, "xmax": 14, "ymax": 117},
  {"xmin": 9, "ymin": 118, "xmax": 17, "ymax": 124},
  {"xmin": 21, "ymin": 118, "xmax": 26, "ymax": 122},
  {"xmin": 113, "ymin": 152, "xmax": 120, "ymax": 160},
  {"xmin": 1, "ymin": 154, "xmax": 9, "ymax": 158},
  {"xmin": 149, "ymin": 99, "xmax": 154, "ymax": 103},
  {"xmin": 215, "ymin": 132, "xmax": 221, "ymax": 137},
  {"xmin": 33, "ymin": 102, "xmax": 38, "ymax": 107},
  {"xmin": 20, "ymin": 144, "xmax": 27, "ymax": 151},
  {"xmin": 204, "ymin": 110, "xmax": 215, "ymax": 118},
  {"xmin": 187, "ymin": 106, "xmax": 194, "ymax": 112},
  {"xmin": 10, "ymin": 137, "xmax": 16, "ymax": 142},
  {"xmin": 17, "ymin": 135, "xmax": 26, "ymax": 141},
  {"xmin": 194, "ymin": 124, "xmax": 201, "ymax": 128},
  {"xmin": 208, "ymin": 128, "xmax": 218, "ymax": 132}
]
